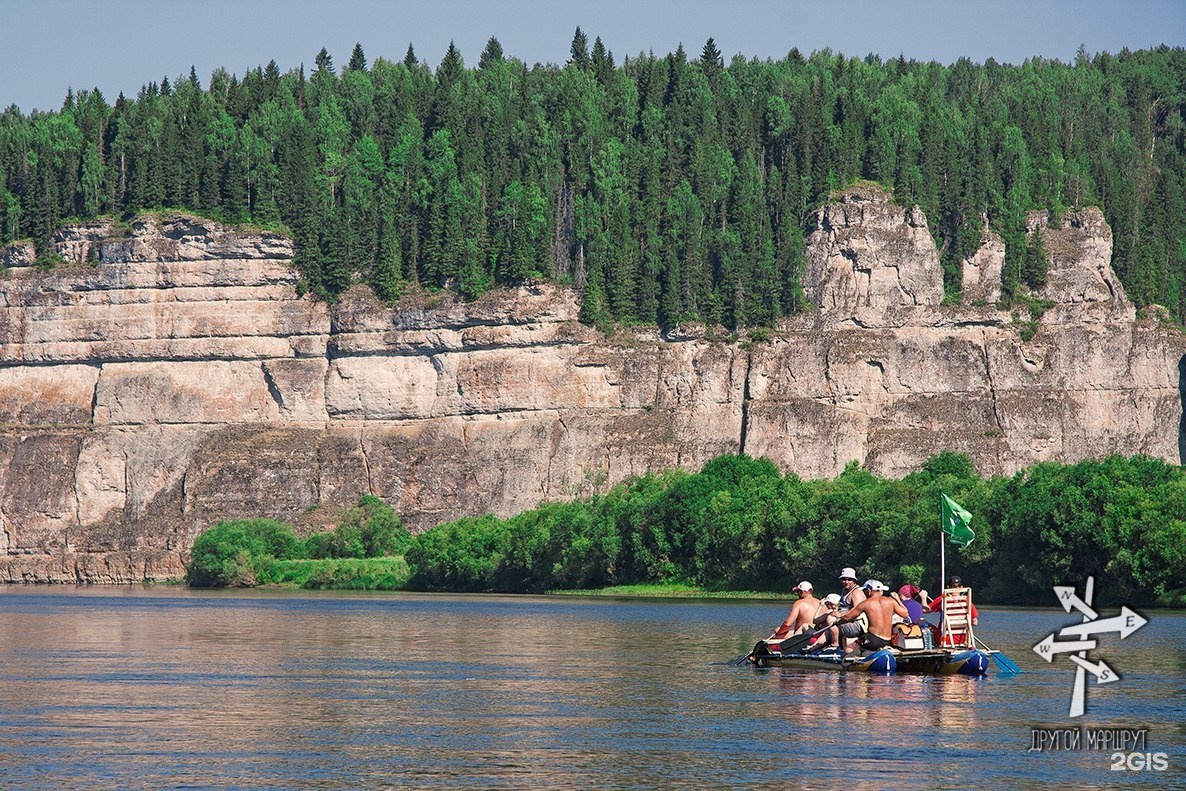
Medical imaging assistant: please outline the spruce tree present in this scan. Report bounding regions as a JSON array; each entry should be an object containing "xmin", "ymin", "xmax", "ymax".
[
  {"xmin": 1022, "ymin": 227, "xmax": 1049, "ymax": 288},
  {"xmin": 700, "ymin": 37, "xmax": 722, "ymax": 71},
  {"xmin": 347, "ymin": 43, "xmax": 367, "ymax": 73},
  {"xmin": 570, "ymin": 27, "xmax": 590, "ymax": 71},
  {"xmin": 479, "ymin": 36, "xmax": 504, "ymax": 70},
  {"xmin": 314, "ymin": 47, "xmax": 334, "ymax": 75}
]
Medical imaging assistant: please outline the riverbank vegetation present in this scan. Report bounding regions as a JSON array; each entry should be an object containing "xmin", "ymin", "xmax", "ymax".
[
  {"xmin": 187, "ymin": 453, "xmax": 1186, "ymax": 607},
  {"xmin": 2, "ymin": 39, "xmax": 1184, "ymax": 325},
  {"xmin": 186, "ymin": 495, "xmax": 412, "ymax": 589}
]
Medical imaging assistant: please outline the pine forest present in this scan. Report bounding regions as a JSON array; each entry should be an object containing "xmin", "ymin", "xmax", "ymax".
[{"xmin": 1, "ymin": 33, "xmax": 1184, "ymax": 328}]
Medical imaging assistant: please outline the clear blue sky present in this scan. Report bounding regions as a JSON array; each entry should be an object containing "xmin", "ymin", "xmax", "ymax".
[{"xmin": 1, "ymin": 0, "xmax": 1183, "ymax": 113}]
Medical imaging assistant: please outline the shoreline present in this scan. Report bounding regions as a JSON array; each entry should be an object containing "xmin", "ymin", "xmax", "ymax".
[{"xmin": 5, "ymin": 579, "xmax": 1181, "ymax": 611}]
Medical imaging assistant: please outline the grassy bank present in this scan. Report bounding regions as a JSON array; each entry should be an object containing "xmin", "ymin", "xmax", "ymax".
[{"xmin": 549, "ymin": 583, "xmax": 785, "ymax": 599}]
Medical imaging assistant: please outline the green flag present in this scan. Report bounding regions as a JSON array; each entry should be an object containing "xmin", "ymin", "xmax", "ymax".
[{"xmin": 941, "ymin": 493, "xmax": 975, "ymax": 546}]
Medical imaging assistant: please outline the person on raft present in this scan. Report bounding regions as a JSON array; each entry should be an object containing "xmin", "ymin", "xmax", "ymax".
[
  {"xmin": 770, "ymin": 581, "xmax": 824, "ymax": 640},
  {"xmin": 807, "ymin": 593, "xmax": 843, "ymax": 650},
  {"xmin": 835, "ymin": 567, "xmax": 868, "ymax": 652},
  {"xmin": 834, "ymin": 579, "xmax": 909, "ymax": 653}
]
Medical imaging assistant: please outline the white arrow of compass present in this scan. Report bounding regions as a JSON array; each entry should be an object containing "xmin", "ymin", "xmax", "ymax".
[
  {"xmin": 1068, "ymin": 654, "xmax": 1120, "ymax": 684},
  {"xmin": 1059, "ymin": 607, "xmax": 1148, "ymax": 639},
  {"xmin": 1069, "ymin": 576, "xmax": 1094, "ymax": 718}
]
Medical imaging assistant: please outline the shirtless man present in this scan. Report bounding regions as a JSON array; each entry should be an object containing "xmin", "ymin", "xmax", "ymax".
[
  {"xmin": 770, "ymin": 581, "xmax": 824, "ymax": 640},
  {"xmin": 836, "ymin": 580, "xmax": 908, "ymax": 652}
]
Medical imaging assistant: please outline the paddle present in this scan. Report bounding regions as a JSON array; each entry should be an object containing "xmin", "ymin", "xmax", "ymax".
[
  {"xmin": 732, "ymin": 627, "xmax": 824, "ymax": 665},
  {"xmin": 974, "ymin": 635, "xmax": 1022, "ymax": 674},
  {"xmin": 766, "ymin": 624, "xmax": 835, "ymax": 655},
  {"xmin": 731, "ymin": 642, "xmax": 764, "ymax": 665}
]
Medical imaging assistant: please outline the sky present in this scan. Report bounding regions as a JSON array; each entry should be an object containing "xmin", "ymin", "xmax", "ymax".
[{"xmin": 1, "ymin": 0, "xmax": 1183, "ymax": 113}]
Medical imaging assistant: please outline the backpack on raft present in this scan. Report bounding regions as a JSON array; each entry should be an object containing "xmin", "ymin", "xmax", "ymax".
[{"xmin": 892, "ymin": 622, "xmax": 926, "ymax": 651}]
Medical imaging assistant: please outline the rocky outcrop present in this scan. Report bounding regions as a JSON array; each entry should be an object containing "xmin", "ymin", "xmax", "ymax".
[
  {"xmin": 1028, "ymin": 208, "xmax": 1133, "ymax": 322},
  {"xmin": 961, "ymin": 224, "xmax": 1004, "ymax": 304},
  {"xmin": 804, "ymin": 184, "xmax": 945, "ymax": 321},
  {"xmin": 1, "ymin": 198, "xmax": 1181, "ymax": 582}
]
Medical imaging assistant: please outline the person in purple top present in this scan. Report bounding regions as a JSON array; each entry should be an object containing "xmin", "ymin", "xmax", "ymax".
[{"xmin": 893, "ymin": 584, "xmax": 925, "ymax": 623}]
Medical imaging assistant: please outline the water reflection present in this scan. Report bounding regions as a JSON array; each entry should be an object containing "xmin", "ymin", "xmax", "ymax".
[{"xmin": 0, "ymin": 588, "xmax": 1182, "ymax": 788}]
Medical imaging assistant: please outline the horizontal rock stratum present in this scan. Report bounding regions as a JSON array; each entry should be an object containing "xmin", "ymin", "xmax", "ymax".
[{"xmin": 1, "ymin": 191, "xmax": 1181, "ymax": 582}]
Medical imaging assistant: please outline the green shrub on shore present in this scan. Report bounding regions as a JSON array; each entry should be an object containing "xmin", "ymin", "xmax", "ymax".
[
  {"xmin": 187, "ymin": 496, "xmax": 411, "ymax": 589},
  {"xmin": 303, "ymin": 495, "xmax": 412, "ymax": 559},
  {"xmin": 264, "ymin": 557, "xmax": 411, "ymax": 590},
  {"xmin": 405, "ymin": 452, "xmax": 1186, "ymax": 605},
  {"xmin": 189, "ymin": 455, "xmax": 1186, "ymax": 605},
  {"xmin": 186, "ymin": 518, "xmax": 303, "ymax": 587}
]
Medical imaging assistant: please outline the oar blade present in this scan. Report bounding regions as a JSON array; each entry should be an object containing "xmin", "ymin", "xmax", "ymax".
[{"xmin": 991, "ymin": 650, "xmax": 1022, "ymax": 675}]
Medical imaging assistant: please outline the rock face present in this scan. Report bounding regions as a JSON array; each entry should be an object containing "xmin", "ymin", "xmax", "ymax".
[
  {"xmin": 804, "ymin": 185, "xmax": 945, "ymax": 319},
  {"xmin": 1, "ymin": 198, "xmax": 1181, "ymax": 582},
  {"xmin": 961, "ymin": 225, "xmax": 1004, "ymax": 304}
]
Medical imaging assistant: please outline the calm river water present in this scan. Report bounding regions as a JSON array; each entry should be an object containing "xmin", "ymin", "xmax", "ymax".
[{"xmin": 0, "ymin": 586, "xmax": 1182, "ymax": 789}]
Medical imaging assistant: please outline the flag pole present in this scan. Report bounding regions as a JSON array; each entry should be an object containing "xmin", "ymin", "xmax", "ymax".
[
  {"xmin": 939, "ymin": 522, "xmax": 946, "ymax": 605},
  {"xmin": 938, "ymin": 513, "xmax": 947, "ymax": 647}
]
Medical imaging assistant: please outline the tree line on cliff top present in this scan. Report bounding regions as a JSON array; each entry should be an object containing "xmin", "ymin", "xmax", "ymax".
[
  {"xmin": 190, "ymin": 453, "xmax": 1186, "ymax": 607},
  {"xmin": 1, "ymin": 36, "xmax": 1184, "ymax": 326}
]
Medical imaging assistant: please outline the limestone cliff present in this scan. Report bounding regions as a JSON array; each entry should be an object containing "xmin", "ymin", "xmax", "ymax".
[{"xmin": 1, "ymin": 196, "xmax": 1181, "ymax": 582}]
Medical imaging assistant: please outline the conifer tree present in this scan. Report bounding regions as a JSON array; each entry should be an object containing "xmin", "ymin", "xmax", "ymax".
[
  {"xmin": 1022, "ymin": 227, "xmax": 1049, "ymax": 288},
  {"xmin": 479, "ymin": 36, "xmax": 504, "ymax": 70},
  {"xmin": 570, "ymin": 27, "xmax": 590, "ymax": 71},
  {"xmin": 314, "ymin": 47, "xmax": 334, "ymax": 75},
  {"xmin": 700, "ymin": 37, "xmax": 722, "ymax": 71},
  {"xmin": 347, "ymin": 43, "xmax": 367, "ymax": 72}
]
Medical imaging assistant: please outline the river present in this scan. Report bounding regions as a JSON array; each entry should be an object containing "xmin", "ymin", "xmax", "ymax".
[{"xmin": 0, "ymin": 586, "xmax": 1182, "ymax": 788}]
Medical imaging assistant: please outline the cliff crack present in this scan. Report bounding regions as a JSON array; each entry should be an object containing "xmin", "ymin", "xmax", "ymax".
[
  {"xmin": 823, "ymin": 343, "xmax": 838, "ymax": 406},
  {"xmin": 122, "ymin": 445, "xmax": 132, "ymax": 522},
  {"xmin": 322, "ymin": 339, "xmax": 336, "ymax": 423},
  {"xmin": 261, "ymin": 363, "xmax": 285, "ymax": 412},
  {"xmin": 739, "ymin": 347, "xmax": 754, "ymax": 455},
  {"xmin": 0, "ymin": 499, "xmax": 10, "ymax": 554},
  {"xmin": 981, "ymin": 331, "xmax": 1004, "ymax": 431},
  {"xmin": 358, "ymin": 427, "xmax": 374, "ymax": 495},
  {"xmin": 89, "ymin": 363, "xmax": 102, "ymax": 425}
]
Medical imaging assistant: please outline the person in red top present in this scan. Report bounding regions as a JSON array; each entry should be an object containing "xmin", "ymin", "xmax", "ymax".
[
  {"xmin": 922, "ymin": 575, "xmax": 980, "ymax": 646},
  {"xmin": 923, "ymin": 575, "xmax": 979, "ymax": 625}
]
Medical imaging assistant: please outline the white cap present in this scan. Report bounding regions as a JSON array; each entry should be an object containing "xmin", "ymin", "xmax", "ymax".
[
  {"xmin": 824, "ymin": 593, "xmax": 841, "ymax": 606},
  {"xmin": 794, "ymin": 581, "xmax": 813, "ymax": 592},
  {"xmin": 863, "ymin": 579, "xmax": 887, "ymax": 591},
  {"xmin": 839, "ymin": 567, "xmax": 857, "ymax": 580}
]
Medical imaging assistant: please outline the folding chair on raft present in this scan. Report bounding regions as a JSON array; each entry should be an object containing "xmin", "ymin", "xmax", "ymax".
[{"xmin": 937, "ymin": 586, "xmax": 975, "ymax": 647}]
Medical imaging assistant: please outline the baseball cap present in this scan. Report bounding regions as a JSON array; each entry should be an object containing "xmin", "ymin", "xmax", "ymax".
[
  {"xmin": 863, "ymin": 579, "xmax": 887, "ymax": 591},
  {"xmin": 824, "ymin": 593, "xmax": 841, "ymax": 606},
  {"xmin": 794, "ymin": 581, "xmax": 813, "ymax": 592}
]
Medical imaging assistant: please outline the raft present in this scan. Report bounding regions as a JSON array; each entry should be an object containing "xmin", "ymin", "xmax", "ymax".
[{"xmin": 748, "ymin": 643, "xmax": 991, "ymax": 675}]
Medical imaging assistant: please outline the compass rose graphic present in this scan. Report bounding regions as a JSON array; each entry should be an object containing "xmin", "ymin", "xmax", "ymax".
[{"xmin": 1032, "ymin": 576, "xmax": 1148, "ymax": 717}]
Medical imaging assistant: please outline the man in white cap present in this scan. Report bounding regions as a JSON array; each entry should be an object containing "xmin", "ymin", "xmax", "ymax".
[
  {"xmin": 807, "ymin": 593, "xmax": 844, "ymax": 650},
  {"xmin": 836, "ymin": 567, "xmax": 867, "ymax": 652},
  {"xmin": 836, "ymin": 579, "xmax": 909, "ymax": 652},
  {"xmin": 769, "ymin": 581, "xmax": 824, "ymax": 641}
]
